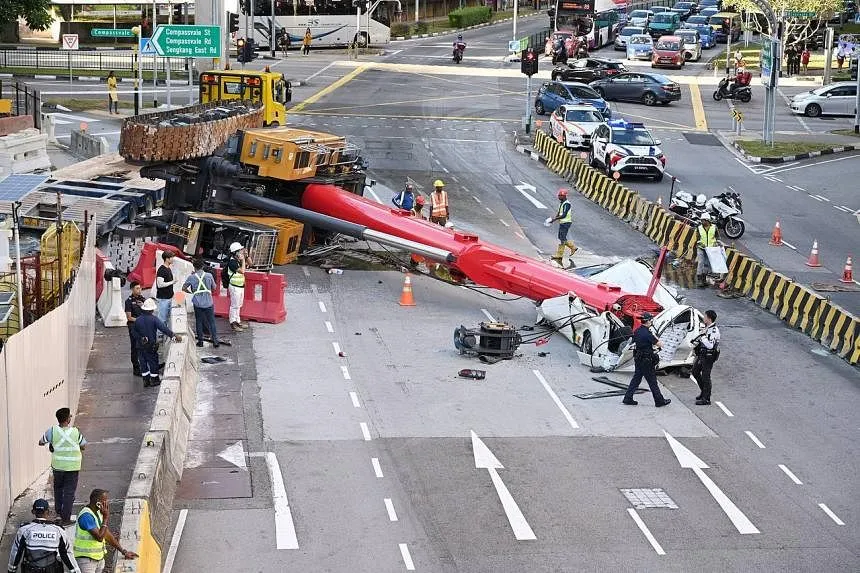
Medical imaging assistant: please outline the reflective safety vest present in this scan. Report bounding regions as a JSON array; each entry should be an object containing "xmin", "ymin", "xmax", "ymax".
[
  {"xmin": 430, "ymin": 190, "xmax": 448, "ymax": 218},
  {"xmin": 50, "ymin": 426, "xmax": 82, "ymax": 472},
  {"xmin": 191, "ymin": 272, "xmax": 211, "ymax": 295},
  {"xmin": 73, "ymin": 507, "xmax": 106, "ymax": 561},
  {"xmin": 557, "ymin": 200, "xmax": 572, "ymax": 224},
  {"xmin": 697, "ymin": 224, "xmax": 717, "ymax": 247},
  {"xmin": 227, "ymin": 259, "xmax": 245, "ymax": 287}
]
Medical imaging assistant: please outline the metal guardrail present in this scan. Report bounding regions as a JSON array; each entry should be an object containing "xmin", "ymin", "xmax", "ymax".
[
  {"xmin": 0, "ymin": 50, "xmax": 188, "ymax": 73},
  {"xmin": 0, "ymin": 80, "xmax": 41, "ymax": 129}
]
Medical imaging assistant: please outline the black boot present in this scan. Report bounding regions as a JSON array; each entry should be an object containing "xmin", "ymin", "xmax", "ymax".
[{"xmin": 149, "ymin": 375, "xmax": 161, "ymax": 387}]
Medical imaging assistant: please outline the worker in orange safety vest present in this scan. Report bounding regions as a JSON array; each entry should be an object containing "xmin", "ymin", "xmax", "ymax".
[{"xmin": 429, "ymin": 180, "xmax": 449, "ymax": 226}]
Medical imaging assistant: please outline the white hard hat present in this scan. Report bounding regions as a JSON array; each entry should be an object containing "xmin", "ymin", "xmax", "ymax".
[
  {"xmin": 695, "ymin": 194, "xmax": 707, "ymax": 206},
  {"xmin": 700, "ymin": 212, "xmax": 712, "ymax": 221},
  {"xmin": 229, "ymin": 242, "xmax": 244, "ymax": 253},
  {"xmin": 141, "ymin": 298, "xmax": 157, "ymax": 311}
]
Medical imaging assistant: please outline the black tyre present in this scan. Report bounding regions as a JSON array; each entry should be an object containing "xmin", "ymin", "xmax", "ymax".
[
  {"xmin": 713, "ymin": 90, "xmax": 723, "ymax": 101},
  {"xmin": 581, "ymin": 331, "xmax": 593, "ymax": 354},
  {"xmin": 535, "ymin": 100, "xmax": 546, "ymax": 115},
  {"xmin": 551, "ymin": 72, "xmax": 560, "ymax": 81},
  {"xmin": 739, "ymin": 91, "xmax": 751, "ymax": 103},
  {"xmin": 641, "ymin": 91, "xmax": 657, "ymax": 106},
  {"xmin": 724, "ymin": 217, "xmax": 745, "ymax": 239},
  {"xmin": 805, "ymin": 103, "xmax": 821, "ymax": 118},
  {"xmin": 126, "ymin": 203, "xmax": 139, "ymax": 223}
]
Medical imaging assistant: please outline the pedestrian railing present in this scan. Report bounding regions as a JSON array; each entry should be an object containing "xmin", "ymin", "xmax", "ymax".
[{"xmin": 0, "ymin": 49, "xmax": 188, "ymax": 73}]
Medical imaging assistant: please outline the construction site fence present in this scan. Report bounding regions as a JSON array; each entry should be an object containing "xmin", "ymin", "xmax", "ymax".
[
  {"xmin": 0, "ymin": 80, "xmax": 41, "ymax": 130},
  {"xmin": 531, "ymin": 129, "xmax": 859, "ymax": 365},
  {"xmin": 0, "ymin": 226, "xmax": 95, "ymax": 532},
  {"xmin": 0, "ymin": 50, "xmax": 190, "ymax": 73}
]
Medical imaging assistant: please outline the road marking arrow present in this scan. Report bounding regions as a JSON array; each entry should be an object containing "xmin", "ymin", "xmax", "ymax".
[
  {"xmin": 664, "ymin": 432, "xmax": 759, "ymax": 535},
  {"xmin": 514, "ymin": 181, "xmax": 547, "ymax": 210},
  {"xmin": 217, "ymin": 440, "xmax": 248, "ymax": 471},
  {"xmin": 471, "ymin": 430, "xmax": 536, "ymax": 541}
]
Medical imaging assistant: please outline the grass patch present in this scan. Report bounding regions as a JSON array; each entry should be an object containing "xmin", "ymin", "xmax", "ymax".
[
  {"xmin": 735, "ymin": 140, "xmax": 839, "ymax": 158},
  {"xmin": 43, "ymin": 97, "xmax": 136, "ymax": 112},
  {"xmin": 831, "ymin": 129, "xmax": 860, "ymax": 138},
  {"xmin": 0, "ymin": 66, "xmax": 189, "ymax": 81}
]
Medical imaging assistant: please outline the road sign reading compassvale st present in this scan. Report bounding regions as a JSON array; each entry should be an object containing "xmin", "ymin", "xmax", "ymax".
[{"xmin": 150, "ymin": 25, "xmax": 222, "ymax": 58}]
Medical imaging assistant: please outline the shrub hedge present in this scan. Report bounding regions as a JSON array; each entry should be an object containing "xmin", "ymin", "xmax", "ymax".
[{"xmin": 448, "ymin": 6, "xmax": 492, "ymax": 29}]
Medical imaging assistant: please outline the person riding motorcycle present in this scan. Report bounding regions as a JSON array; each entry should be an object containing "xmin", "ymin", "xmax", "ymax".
[
  {"xmin": 576, "ymin": 38, "xmax": 588, "ymax": 59},
  {"xmin": 453, "ymin": 34, "xmax": 466, "ymax": 57},
  {"xmin": 730, "ymin": 67, "xmax": 752, "ymax": 95},
  {"xmin": 552, "ymin": 38, "xmax": 568, "ymax": 65}
]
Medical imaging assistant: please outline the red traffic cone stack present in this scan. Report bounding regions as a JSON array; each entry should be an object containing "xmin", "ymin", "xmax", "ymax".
[
  {"xmin": 840, "ymin": 256, "xmax": 854, "ymax": 284},
  {"xmin": 805, "ymin": 240, "xmax": 822, "ymax": 267},
  {"xmin": 768, "ymin": 220, "xmax": 783, "ymax": 246}
]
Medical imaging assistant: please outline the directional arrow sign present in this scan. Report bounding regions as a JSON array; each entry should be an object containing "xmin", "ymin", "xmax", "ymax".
[
  {"xmin": 218, "ymin": 440, "xmax": 248, "ymax": 471},
  {"xmin": 664, "ymin": 432, "xmax": 760, "ymax": 535},
  {"xmin": 514, "ymin": 181, "xmax": 547, "ymax": 210},
  {"xmin": 471, "ymin": 431, "xmax": 536, "ymax": 541},
  {"xmin": 151, "ymin": 25, "xmax": 222, "ymax": 58}
]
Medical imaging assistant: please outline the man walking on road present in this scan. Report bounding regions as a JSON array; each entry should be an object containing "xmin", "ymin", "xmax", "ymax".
[
  {"xmin": 183, "ymin": 259, "xmax": 219, "ymax": 348},
  {"xmin": 622, "ymin": 312, "xmax": 671, "ymax": 407},
  {"xmin": 547, "ymin": 188, "xmax": 578, "ymax": 267},
  {"xmin": 132, "ymin": 298, "xmax": 183, "ymax": 387},
  {"xmin": 696, "ymin": 213, "xmax": 718, "ymax": 287},
  {"xmin": 124, "ymin": 281, "xmax": 145, "ymax": 376},
  {"xmin": 154, "ymin": 251, "xmax": 175, "ymax": 327},
  {"xmin": 225, "ymin": 242, "xmax": 249, "ymax": 332},
  {"xmin": 692, "ymin": 309, "xmax": 721, "ymax": 405},
  {"xmin": 429, "ymin": 180, "xmax": 449, "ymax": 226},
  {"xmin": 7, "ymin": 498, "xmax": 80, "ymax": 573},
  {"xmin": 73, "ymin": 489, "xmax": 137, "ymax": 573},
  {"xmin": 38, "ymin": 408, "xmax": 86, "ymax": 527}
]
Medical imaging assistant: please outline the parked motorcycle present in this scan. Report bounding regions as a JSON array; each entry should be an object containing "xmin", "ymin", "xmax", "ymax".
[
  {"xmin": 668, "ymin": 191, "xmax": 705, "ymax": 219},
  {"xmin": 712, "ymin": 76, "xmax": 751, "ymax": 103},
  {"xmin": 453, "ymin": 42, "xmax": 466, "ymax": 64},
  {"xmin": 705, "ymin": 191, "xmax": 745, "ymax": 239}
]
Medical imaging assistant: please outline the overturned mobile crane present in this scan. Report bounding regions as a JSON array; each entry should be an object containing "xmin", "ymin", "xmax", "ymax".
[{"xmin": 120, "ymin": 101, "xmax": 704, "ymax": 372}]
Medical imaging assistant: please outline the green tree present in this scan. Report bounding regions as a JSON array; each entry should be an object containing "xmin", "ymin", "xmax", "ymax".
[
  {"xmin": 726, "ymin": 0, "xmax": 843, "ymax": 47},
  {"xmin": 0, "ymin": 0, "xmax": 54, "ymax": 31}
]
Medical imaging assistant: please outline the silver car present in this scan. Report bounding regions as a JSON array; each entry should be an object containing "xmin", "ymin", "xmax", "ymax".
[
  {"xmin": 628, "ymin": 9, "xmax": 654, "ymax": 27},
  {"xmin": 790, "ymin": 82, "xmax": 858, "ymax": 117}
]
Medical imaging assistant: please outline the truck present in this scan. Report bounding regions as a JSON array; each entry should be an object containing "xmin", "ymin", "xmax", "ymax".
[{"xmin": 198, "ymin": 68, "xmax": 292, "ymax": 127}]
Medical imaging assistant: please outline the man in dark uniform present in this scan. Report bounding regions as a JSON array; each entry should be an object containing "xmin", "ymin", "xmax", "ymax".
[
  {"xmin": 124, "ymin": 281, "xmax": 145, "ymax": 376},
  {"xmin": 622, "ymin": 312, "xmax": 672, "ymax": 407},
  {"xmin": 7, "ymin": 498, "xmax": 80, "ymax": 572},
  {"xmin": 132, "ymin": 298, "xmax": 182, "ymax": 388}
]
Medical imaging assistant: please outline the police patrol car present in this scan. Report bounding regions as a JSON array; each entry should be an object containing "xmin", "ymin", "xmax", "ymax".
[
  {"xmin": 588, "ymin": 119, "xmax": 665, "ymax": 181},
  {"xmin": 549, "ymin": 104, "xmax": 607, "ymax": 149}
]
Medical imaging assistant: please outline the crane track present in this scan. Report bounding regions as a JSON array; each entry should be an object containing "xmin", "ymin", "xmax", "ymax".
[{"xmin": 119, "ymin": 100, "xmax": 264, "ymax": 163}]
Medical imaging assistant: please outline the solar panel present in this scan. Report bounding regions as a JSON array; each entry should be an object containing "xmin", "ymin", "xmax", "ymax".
[
  {"xmin": 0, "ymin": 292, "xmax": 13, "ymax": 305},
  {"xmin": 0, "ymin": 174, "xmax": 50, "ymax": 202}
]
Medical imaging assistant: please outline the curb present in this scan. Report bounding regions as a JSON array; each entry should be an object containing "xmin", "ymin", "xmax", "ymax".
[
  {"xmin": 730, "ymin": 140, "xmax": 860, "ymax": 164},
  {"xmin": 393, "ymin": 13, "xmax": 540, "ymax": 41}
]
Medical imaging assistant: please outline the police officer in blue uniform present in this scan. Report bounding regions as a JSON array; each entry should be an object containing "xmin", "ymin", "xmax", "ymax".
[
  {"xmin": 622, "ymin": 312, "xmax": 671, "ymax": 407},
  {"xmin": 132, "ymin": 298, "xmax": 182, "ymax": 388}
]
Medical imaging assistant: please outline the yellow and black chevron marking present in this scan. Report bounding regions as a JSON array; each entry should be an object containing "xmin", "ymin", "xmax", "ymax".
[{"xmin": 810, "ymin": 302, "xmax": 859, "ymax": 362}]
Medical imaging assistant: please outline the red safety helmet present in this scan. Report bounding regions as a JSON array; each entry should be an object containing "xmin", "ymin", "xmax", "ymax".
[
  {"xmin": 557, "ymin": 188, "xmax": 568, "ymax": 199},
  {"xmin": 416, "ymin": 196, "xmax": 426, "ymax": 206}
]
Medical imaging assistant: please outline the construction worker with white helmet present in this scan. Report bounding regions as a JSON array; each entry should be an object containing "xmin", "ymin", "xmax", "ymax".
[
  {"xmin": 132, "ymin": 298, "xmax": 182, "ymax": 387},
  {"xmin": 547, "ymin": 188, "xmax": 578, "ymax": 267},
  {"xmin": 429, "ymin": 179, "xmax": 449, "ymax": 226},
  {"xmin": 225, "ymin": 242, "xmax": 249, "ymax": 332},
  {"xmin": 696, "ymin": 212, "xmax": 718, "ymax": 287}
]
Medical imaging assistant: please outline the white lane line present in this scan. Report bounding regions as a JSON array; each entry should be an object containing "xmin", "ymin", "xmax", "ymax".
[
  {"xmin": 350, "ymin": 391, "xmax": 361, "ymax": 408},
  {"xmin": 815, "ymin": 195, "xmax": 830, "ymax": 202},
  {"xmin": 768, "ymin": 152, "xmax": 860, "ymax": 175},
  {"xmin": 715, "ymin": 401, "xmax": 734, "ymax": 417},
  {"xmin": 532, "ymin": 370, "xmax": 580, "ymax": 429},
  {"xmin": 341, "ymin": 365, "xmax": 351, "ymax": 380},
  {"xmin": 302, "ymin": 267, "xmax": 311, "ymax": 277},
  {"xmin": 441, "ymin": 166, "xmax": 450, "ymax": 173},
  {"xmin": 473, "ymin": 195, "xmax": 482, "ymax": 204},
  {"xmin": 810, "ymin": 195, "xmax": 825, "ymax": 202},
  {"xmin": 769, "ymin": 176, "xmax": 782, "ymax": 182},
  {"xmin": 834, "ymin": 205, "xmax": 853, "ymax": 213},
  {"xmin": 764, "ymin": 176, "xmax": 779, "ymax": 182},
  {"xmin": 325, "ymin": 321, "xmax": 334, "ymax": 333},
  {"xmin": 384, "ymin": 498, "xmax": 399, "ymax": 521},
  {"xmin": 786, "ymin": 185, "xmax": 805, "ymax": 192},
  {"xmin": 487, "ymin": 466, "xmax": 537, "ymax": 541},
  {"xmin": 778, "ymin": 464, "xmax": 803, "ymax": 485},
  {"xmin": 318, "ymin": 301, "xmax": 327, "ymax": 313},
  {"xmin": 692, "ymin": 466, "xmax": 760, "ymax": 534},
  {"xmin": 515, "ymin": 231, "xmax": 526, "ymax": 240},
  {"xmin": 360, "ymin": 422, "xmax": 372, "ymax": 441},
  {"xmin": 333, "ymin": 342, "xmax": 341, "ymax": 355},
  {"xmin": 485, "ymin": 206, "xmax": 495, "ymax": 214},
  {"xmin": 372, "ymin": 457, "xmax": 384, "ymax": 478},
  {"xmin": 162, "ymin": 509, "xmax": 188, "ymax": 573},
  {"xmin": 399, "ymin": 543, "xmax": 416, "ymax": 570},
  {"xmin": 627, "ymin": 508, "xmax": 666, "ymax": 556},
  {"xmin": 818, "ymin": 503, "xmax": 845, "ymax": 525},
  {"xmin": 265, "ymin": 452, "xmax": 300, "ymax": 549},
  {"xmin": 744, "ymin": 431, "xmax": 766, "ymax": 449},
  {"xmin": 499, "ymin": 219, "xmax": 510, "ymax": 227},
  {"xmin": 480, "ymin": 308, "xmax": 496, "ymax": 322},
  {"xmin": 781, "ymin": 240, "xmax": 797, "ymax": 251},
  {"xmin": 365, "ymin": 187, "xmax": 383, "ymax": 203}
]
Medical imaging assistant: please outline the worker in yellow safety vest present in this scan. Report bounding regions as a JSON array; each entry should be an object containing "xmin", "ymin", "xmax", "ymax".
[
  {"xmin": 38, "ymin": 407, "xmax": 86, "ymax": 527},
  {"xmin": 73, "ymin": 489, "xmax": 137, "ymax": 572},
  {"xmin": 548, "ymin": 188, "xmax": 578, "ymax": 267},
  {"xmin": 696, "ymin": 213, "xmax": 718, "ymax": 287},
  {"xmin": 225, "ymin": 242, "xmax": 249, "ymax": 332},
  {"xmin": 429, "ymin": 180, "xmax": 449, "ymax": 226}
]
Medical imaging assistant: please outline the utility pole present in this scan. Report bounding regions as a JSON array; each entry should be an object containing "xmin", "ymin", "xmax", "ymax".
[
  {"xmin": 153, "ymin": 0, "xmax": 158, "ymax": 107},
  {"xmin": 271, "ymin": 0, "xmax": 276, "ymax": 58}
]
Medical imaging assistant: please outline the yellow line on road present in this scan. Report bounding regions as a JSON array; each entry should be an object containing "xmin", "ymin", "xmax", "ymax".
[
  {"xmin": 689, "ymin": 81, "xmax": 708, "ymax": 132},
  {"xmin": 290, "ymin": 64, "xmax": 369, "ymax": 113}
]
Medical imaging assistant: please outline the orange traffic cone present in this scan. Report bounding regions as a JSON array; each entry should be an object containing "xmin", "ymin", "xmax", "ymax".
[
  {"xmin": 399, "ymin": 273, "xmax": 416, "ymax": 306},
  {"xmin": 840, "ymin": 256, "xmax": 854, "ymax": 283},
  {"xmin": 805, "ymin": 240, "xmax": 822, "ymax": 267},
  {"xmin": 768, "ymin": 220, "xmax": 783, "ymax": 246}
]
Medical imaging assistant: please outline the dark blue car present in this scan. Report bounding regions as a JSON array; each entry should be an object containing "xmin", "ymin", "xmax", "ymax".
[{"xmin": 535, "ymin": 81, "xmax": 612, "ymax": 119}]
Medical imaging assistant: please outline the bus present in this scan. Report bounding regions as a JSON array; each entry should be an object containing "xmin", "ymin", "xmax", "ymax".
[
  {"xmin": 249, "ymin": 0, "xmax": 394, "ymax": 48},
  {"xmin": 551, "ymin": 0, "xmax": 627, "ymax": 50}
]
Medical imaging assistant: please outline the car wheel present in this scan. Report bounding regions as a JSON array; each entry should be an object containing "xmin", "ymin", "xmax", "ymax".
[
  {"xmin": 535, "ymin": 101, "xmax": 545, "ymax": 115},
  {"xmin": 805, "ymin": 103, "xmax": 822, "ymax": 118},
  {"xmin": 684, "ymin": 52, "xmax": 693, "ymax": 61},
  {"xmin": 641, "ymin": 91, "xmax": 658, "ymax": 106}
]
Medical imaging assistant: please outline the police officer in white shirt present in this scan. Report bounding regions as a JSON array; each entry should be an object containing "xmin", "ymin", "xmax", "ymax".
[
  {"xmin": 7, "ymin": 499, "xmax": 80, "ymax": 573},
  {"xmin": 692, "ymin": 309, "xmax": 721, "ymax": 405}
]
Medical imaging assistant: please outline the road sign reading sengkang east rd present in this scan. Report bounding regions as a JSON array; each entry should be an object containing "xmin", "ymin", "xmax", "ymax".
[
  {"xmin": 150, "ymin": 25, "xmax": 222, "ymax": 58},
  {"xmin": 91, "ymin": 28, "xmax": 134, "ymax": 38}
]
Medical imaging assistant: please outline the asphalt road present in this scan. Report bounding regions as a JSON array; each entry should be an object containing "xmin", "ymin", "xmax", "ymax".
[{"xmin": 163, "ymin": 21, "xmax": 858, "ymax": 573}]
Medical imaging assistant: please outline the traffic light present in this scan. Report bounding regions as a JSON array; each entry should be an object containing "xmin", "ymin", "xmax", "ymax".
[
  {"xmin": 237, "ymin": 38, "xmax": 257, "ymax": 63},
  {"xmin": 240, "ymin": 0, "xmax": 251, "ymax": 14},
  {"xmin": 228, "ymin": 12, "xmax": 240, "ymax": 34},
  {"xmin": 236, "ymin": 37, "xmax": 247, "ymax": 62},
  {"xmin": 172, "ymin": 3, "xmax": 184, "ymax": 22},
  {"xmin": 521, "ymin": 48, "xmax": 538, "ymax": 76},
  {"xmin": 246, "ymin": 39, "xmax": 258, "ymax": 62}
]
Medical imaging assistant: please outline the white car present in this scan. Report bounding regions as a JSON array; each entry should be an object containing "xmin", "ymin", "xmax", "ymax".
[
  {"xmin": 790, "ymin": 82, "xmax": 858, "ymax": 117},
  {"xmin": 589, "ymin": 119, "xmax": 665, "ymax": 181},
  {"xmin": 628, "ymin": 9, "xmax": 654, "ymax": 27},
  {"xmin": 550, "ymin": 104, "xmax": 607, "ymax": 149},
  {"xmin": 614, "ymin": 25, "xmax": 646, "ymax": 50},
  {"xmin": 675, "ymin": 28, "xmax": 702, "ymax": 61}
]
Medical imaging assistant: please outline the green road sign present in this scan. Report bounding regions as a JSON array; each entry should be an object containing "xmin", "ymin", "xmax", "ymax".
[
  {"xmin": 91, "ymin": 28, "xmax": 135, "ymax": 38},
  {"xmin": 785, "ymin": 11, "xmax": 815, "ymax": 18},
  {"xmin": 150, "ymin": 25, "xmax": 222, "ymax": 58}
]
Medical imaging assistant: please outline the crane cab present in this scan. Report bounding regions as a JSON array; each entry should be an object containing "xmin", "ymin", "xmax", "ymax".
[{"xmin": 199, "ymin": 69, "xmax": 291, "ymax": 127}]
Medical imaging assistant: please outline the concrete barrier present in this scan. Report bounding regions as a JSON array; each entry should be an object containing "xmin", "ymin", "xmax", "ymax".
[
  {"xmin": 0, "ymin": 128, "xmax": 50, "ymax": 173},
  {"xmin": 70, "ymin": 129, "xmax": 109, "ymax": 159},
  {"xmin": 113, "ymin": 304, "xmax": 200, "ymax": 572},
  {"xmin": 96, "ymin": 259, "xmax": 128, "ymax": 327},
  {"xmin": 0, "ymin": 115, "xmax": 34, "ymax": 137}
]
